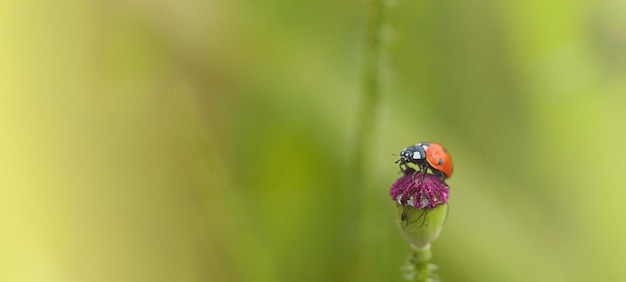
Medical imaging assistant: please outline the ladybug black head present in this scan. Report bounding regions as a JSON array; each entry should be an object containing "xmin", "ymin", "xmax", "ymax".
[{"xmin": 396, "ymin": 145, "xmax": 426, "ymax": 165}]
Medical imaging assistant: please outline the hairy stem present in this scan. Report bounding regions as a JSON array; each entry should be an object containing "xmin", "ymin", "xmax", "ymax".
[{"xmin": 407, "ymin": 246, "xmax": 434, "ymax": 282}]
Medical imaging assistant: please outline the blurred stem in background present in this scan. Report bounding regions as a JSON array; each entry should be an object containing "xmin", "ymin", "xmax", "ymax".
[
  {"xmin": 341, "ymin": 0, "xmax": 384, "ymax": 278},
  {"xmin": 356, "ymin": 0, "xmax": 384, "ymax": 170},
  {"xmin": 360, "ymin": 0, "xmax": 384, "ymax": 118},
  {"xmin": 353, "ymin": 0, "xmax": 383, "ymax": 168},
  {"xmin": 352, "ymin": 0, "xmax": 383, "ymax": 198}
]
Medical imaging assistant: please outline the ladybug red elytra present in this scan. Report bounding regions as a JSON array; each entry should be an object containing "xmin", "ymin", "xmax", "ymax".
[{"xmin": 396, "ymin": 142, "xmax": 453, "ymax": 179}]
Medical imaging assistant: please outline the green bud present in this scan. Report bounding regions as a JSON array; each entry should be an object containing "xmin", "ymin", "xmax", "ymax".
[{"xmin": 395, "ymin": 203, "xmax": 448, "ymax": 250}]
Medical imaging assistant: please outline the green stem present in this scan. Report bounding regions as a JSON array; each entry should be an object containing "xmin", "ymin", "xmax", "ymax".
[
  {"xmin": 357, "ymin": 0, "xmax": 383, "ymax": 147},
  {"xmin": 339, "ymin": 0, "xmax": 384, "ymax": 278},
  {"xmin": 347, "ymin": 0, "xmax": 384, "ymax": 230},
  {"xmin": 350, "ymin": 0, "xmax": 383, "ymax": 194},
  {"xmin": 407, "ymin": 246, "xmax": 434, "ymax": 282}
]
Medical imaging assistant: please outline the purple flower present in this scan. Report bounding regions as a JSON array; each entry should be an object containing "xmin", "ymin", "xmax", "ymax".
[{"xmin": 390, "ymin": 168, "xmax": 450, "ymax": 209}]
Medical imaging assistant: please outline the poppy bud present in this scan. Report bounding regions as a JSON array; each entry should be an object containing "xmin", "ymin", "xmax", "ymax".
[{"xmin": 390, "ymin": 168, "xmax": 450, "ymax": 249}]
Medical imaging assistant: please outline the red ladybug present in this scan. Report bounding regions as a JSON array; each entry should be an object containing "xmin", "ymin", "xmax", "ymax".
[{"xmin": 396, "ymin": 142, "xmax": 453, "ymax": 179}]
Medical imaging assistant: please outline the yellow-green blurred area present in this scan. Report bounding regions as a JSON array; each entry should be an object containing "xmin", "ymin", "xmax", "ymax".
[{"xmin": 2, "ymin": 0, "xmax": 626, "ymax": 281}]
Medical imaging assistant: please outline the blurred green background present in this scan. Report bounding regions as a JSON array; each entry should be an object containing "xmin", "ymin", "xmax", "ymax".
[{"xmin": 2, "ymin": 0, "xmax": 626, "ymax": 281}]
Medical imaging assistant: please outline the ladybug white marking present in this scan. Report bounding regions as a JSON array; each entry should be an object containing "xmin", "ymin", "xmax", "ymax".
[{"xmin": 412, "ymin": 151, "xmax": 422, "ymax": 159}]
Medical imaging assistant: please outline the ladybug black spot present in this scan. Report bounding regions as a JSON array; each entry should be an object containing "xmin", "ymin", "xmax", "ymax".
[{"xmin": 438, "ymin": 158, "xmax": 443, "ymax": 166}]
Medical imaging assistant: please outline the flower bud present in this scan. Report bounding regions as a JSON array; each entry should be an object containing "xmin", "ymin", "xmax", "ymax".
[
  {"xmin": 395, "ymin": 202, "xmax": 448, "ymax": 250},
  {"xmin": 390, "ymin": 168, "xmax": 450, "ymax": 249}
]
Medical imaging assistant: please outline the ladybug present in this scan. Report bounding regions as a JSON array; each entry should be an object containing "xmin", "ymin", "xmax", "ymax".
[{"xmin": 396, "ymin": 142, "xmax": 453, "ymax": 179}]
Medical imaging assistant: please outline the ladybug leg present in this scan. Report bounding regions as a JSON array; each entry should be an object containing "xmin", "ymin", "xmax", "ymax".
[
  {"xmin": 400, "ymin": 163, "xmax": 408, "ymax": 173},
  {"xmin": 418, "ymin": 162, "xmax": 428, "ymax": 182},
  {"xmin": 417, "ymin": 162, "xmax": 429, "ymax": 174},
  {"xmin": 400, "ymin": 164, "xmax": 413, "ymax": 177},
  {"xmin": 437, "ymin": 171, "xmax": 446, "ymax": 181},
  {"xmin": 411, "ymin": 169, "xmax": 419, "ymax": 183}
]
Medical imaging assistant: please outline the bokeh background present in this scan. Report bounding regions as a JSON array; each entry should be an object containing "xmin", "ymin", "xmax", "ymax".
[{"xmin": 2, "ymin": 0, "xmax": 626, "ymax": 281}]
